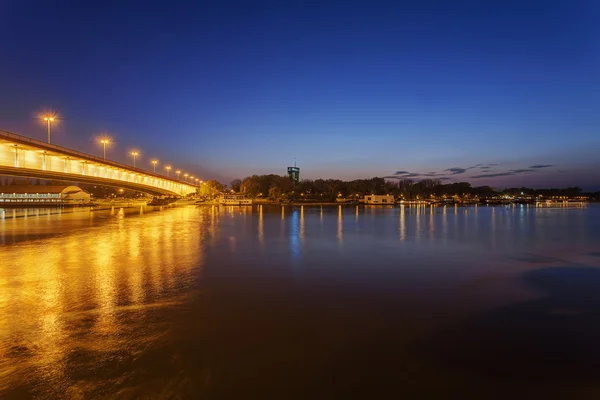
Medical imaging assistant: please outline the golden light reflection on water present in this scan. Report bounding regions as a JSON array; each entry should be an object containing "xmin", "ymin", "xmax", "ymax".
[
  {"xmin": 1, "ymin": 203, "xmax": 596, "ymax": 397},
  {"xmin": 399, "ymin": 206, "xmax": 406, "ymax": 241},
  {"xmin": 258, "ymin": 205, "xmax": 264, "ymax": 247},
  {"xmin": 491, "ymin": 207, "xmax": 497, "ymax": 249},
  {"xmin": 429, "ymin": 205, "xmax": 434, "ymax": 240},
  {"xmin": 442, "ymin": 205, "xmax": 448, "ymax": 244},
  {"xmin": 0, "ymin": 207, "xmax": 208, "ymax": 393},
  {"xmin": 337, "ymin": 205, "xmax": 343, "ymax": 244},
  {"xmin": 415, "ymin": 206, "xmax": 421, "ymax": 243},
  {"xmin": 300, "ymin": 206, "xmax": 305, "ymax": 242}
]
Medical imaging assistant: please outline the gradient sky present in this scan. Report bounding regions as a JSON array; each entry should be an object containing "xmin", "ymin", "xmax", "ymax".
[{"xmin": 1, "ymin": 0, "xmax": 599, "ymax": 189}]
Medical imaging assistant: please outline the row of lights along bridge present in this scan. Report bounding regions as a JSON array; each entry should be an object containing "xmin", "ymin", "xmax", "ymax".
[{"xmin": 43, "ymin": 114, "xmax": 202, "ymax": 185}]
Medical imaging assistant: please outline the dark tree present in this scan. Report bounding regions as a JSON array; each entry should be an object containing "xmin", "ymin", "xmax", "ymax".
[{"xmin": 230, "ymin": 179, "xmax": 242, "ymax": 192}]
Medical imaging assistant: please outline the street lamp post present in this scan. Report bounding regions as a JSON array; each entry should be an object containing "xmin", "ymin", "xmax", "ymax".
[
  {"xmin": 130, "ymin": 151, "xmax": 139, "ymax": 167},
  {"xmin": 165, "ymin": 166, "xmax": 171, "ymax": 177},
  {"xmin": 184, "ymin": 173, "xmax": 189, "ymax": 182},
  {"xmin": 100, "ymin": 139, "xmax": 109, "ymax": 160},
  {"xmin": 176, "ymin": 170, "xmax": 181, "ymax": 180},
  {"xmin": 44, "ymin": 117, "xmax": 54, "ymax": 144},
  {"xmin": 151, "ymin": 160, "xmax": 158, "ymax": 173}
]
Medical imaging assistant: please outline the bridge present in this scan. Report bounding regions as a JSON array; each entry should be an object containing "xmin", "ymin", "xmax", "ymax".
[{"xmin": 0, "ymin": 130, "xmax": 198, "ymax": 196}]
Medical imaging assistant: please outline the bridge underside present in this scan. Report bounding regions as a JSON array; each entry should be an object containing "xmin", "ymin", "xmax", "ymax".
[{"xmin": 0, "ymin": 167, "xmax": 181, "ymax": 196}]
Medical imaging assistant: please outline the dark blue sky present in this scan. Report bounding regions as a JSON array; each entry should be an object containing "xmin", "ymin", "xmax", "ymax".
[{"xmin": 1, "ymin": 0, "xmax": 599, "ymax": 188}]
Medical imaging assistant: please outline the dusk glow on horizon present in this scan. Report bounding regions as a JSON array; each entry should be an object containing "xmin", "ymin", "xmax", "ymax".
[{"xmin": 1, "ymin": 1, "xmax": 599, "ymax": 189}]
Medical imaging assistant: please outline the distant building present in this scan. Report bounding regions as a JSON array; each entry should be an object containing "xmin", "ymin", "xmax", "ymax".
[
  {"xmin": 0, "ymin": 185, "xmax": 91, "ymax": 205},
  {"xmin": 362, "ymin": 194, "xmax": 394, "ymax": 205},
  {"xmin": 287, "ymin": 161, "xmax": 300, "ymax": 184}
]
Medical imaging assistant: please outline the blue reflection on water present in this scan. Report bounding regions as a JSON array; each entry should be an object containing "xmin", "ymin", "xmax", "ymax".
[{"xmin": 289, "ymin": 208, "xmax": 300, "ymax": 260}]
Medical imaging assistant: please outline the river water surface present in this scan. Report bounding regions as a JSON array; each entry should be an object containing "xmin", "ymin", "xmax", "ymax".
[{"xmin": 1, "ymin": 204, "xmax": 600, "ymax": 398}]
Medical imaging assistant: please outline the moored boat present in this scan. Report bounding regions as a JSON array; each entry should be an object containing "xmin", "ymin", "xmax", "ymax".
[{"xmin": 218, "ymin": 193, "xmax": 253, "ymax": 206}]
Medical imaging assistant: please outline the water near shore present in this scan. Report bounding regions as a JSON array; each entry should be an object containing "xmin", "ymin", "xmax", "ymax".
[{"xmin": 1, "ymin": 204, "xmax": 600, "ymax": 398}]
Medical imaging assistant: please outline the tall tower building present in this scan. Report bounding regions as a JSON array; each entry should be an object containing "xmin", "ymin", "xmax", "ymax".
[{"xmin": 287, "ymin": 160, "xmax": 300, "ymax": 184}]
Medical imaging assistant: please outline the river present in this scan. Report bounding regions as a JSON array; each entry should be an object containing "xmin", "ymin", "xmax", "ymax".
[{"xmin": 1, "ymin": 204, "xmax": 599, "ymax": 398}]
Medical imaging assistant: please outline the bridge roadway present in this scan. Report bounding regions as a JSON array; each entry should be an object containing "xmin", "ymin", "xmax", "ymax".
[{"xmin": 0, "ymin": 130, "xmax": 197, "ymax": 196}]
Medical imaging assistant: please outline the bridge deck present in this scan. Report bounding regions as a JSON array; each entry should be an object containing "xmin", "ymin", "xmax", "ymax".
[{"xmin": 0, "ymin": 130, "xmax": 197, "ymax": 196}]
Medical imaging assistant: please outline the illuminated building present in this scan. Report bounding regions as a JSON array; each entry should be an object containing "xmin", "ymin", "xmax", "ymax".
[
  {"xmin": 362, "ymin": 194, "xmax": 394, "ymax": 205},
  {"xmin": 287, "ymin": 160, "xmax": 300, "ymax": 184},
  {"xmin": 0, "ymin": 185, "xmax": 91, "ymax": 205}
]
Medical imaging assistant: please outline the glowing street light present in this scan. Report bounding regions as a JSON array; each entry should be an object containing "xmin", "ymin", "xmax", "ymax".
[
  {"xmin": 176, "ymin": 170, "xmax": 181, "ymax": 180},
  {"xmin": 43, "ymin": 116, "xmax": 54, "ymax": 144},
  {"xmin": 130, "ymin": 151, "xmax": 139, "ymax": 167},
  {"xmin": 165, "ymin": 165, "xmax": 171, "ymax": 177},
  {"xmin": 151, "ymin": 160, "xmax": 158, "ymax": 173},
  {"xmin": 99, "ymin": 138, "xmax": 110, "ymax": 160},
  {"xmin": 184, "ymin": 173, "xmax": 189, "ymax": 182}
]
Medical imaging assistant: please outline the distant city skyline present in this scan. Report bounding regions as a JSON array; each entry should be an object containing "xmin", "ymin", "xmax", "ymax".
[{"xmin": 1, "ymin": 1, "xmax": 599, "ymax": 189}]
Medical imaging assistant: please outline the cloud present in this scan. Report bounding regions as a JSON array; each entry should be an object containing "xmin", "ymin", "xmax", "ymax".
[
  {"xmin": 385, "ymin": 162, "xmax": 553, "ymax": 183},
  {"xmin": 445, "ymin": 167, "xmax": 467, "ymax": 175},
  {"xmin": 392, "ymin": 170, "xmax": 443, "ymax": 178},
  {"xmin": 471, "ymin": 172, "xmax": 515, "ymax": 178},
  {"xmin": 385, "ymin": 173, "xmax": 420, "ymax": 179},
  {"xmin": 529, "ymin": 164, "xmax": 553, "ymax": 169},
  {"xmin": 385, "ymin": 170, "xmax": 449, "ymax": 180},
  {"xmin": 384, "ymin": 173, "xmax": 423, "ymax": 179},
  {"xmin": 471, "ymin": 169, "xmax": 533, "ymax": 178},
  {"xmin": 443, "ymin": 164, "xmax": 483, "ymax": 175}
]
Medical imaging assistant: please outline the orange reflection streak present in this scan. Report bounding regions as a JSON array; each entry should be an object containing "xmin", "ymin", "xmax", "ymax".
[
  {"xmin": 415, "ymin": 206, "xmax": 421, "ymax": 243},
  {"xmin": 454, "ymin": 203, "xmax": 459, "ymax": 239},
  {"xmin": 399, "ymin": 205, "xmax": 406, "ymax": 241},
  {"xmin": 337, "ymin": 205, "xmax": 343, "ymax": 244},
  {"xmin": 442, "ymin": 205, "xmax": 448, "ymax": 244},
  {"xmin": 209, "ymin": 205, "xmax": 217, "ymax": 247},
  {"xmin": 300, "ymin": 206, "xmax": 305, "ymax": 242},
  {"xmin": 258, "ymin": 205, "xmax": 264, "ymax": 247},
  {"xmin": 429, "ymin": 205, "xmax": 434, "ymax": 240},
  {"xmin": 491, "ymin": 207, "xmax": 496, "ymax": 249}
]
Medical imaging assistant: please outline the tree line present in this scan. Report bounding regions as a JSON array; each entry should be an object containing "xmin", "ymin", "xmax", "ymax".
[{"xmin": 224, "ymin": 175, "xmax": 594, "ymax": 201}]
